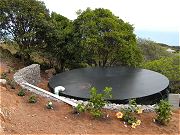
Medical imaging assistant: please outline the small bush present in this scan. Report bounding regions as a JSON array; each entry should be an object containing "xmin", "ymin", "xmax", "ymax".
[
  {"xmin": 141, "ymin": 56, "xmax": 180, "ymax": 93},
  {"xmin": 29, "ymin": 94, "xmax": 37, "ymax": 103},
  {"xmin": 46, "ymin": 101, "xmax": 53, "ymax": 109},
  {"xmin": 88, "ymin": 87, "xmax": 112, "ymax": 118},
  {"xmin": 8, "ymin": 67, "xmax": 16, "ymax": 73},
  {"xmin": 116, "ymin": 99, "xmax": 142, "ymax": 128},
  {"xmin": 75, "ymin": 103, "xmax": 86, "ymax": 113},
  {"xmin": 1, "ymin": 72, "xmax": 7, "ymax": 79},
  {"xmin": 155, "ymin": 100, "xmax": 172, "ymax": 125},
  {"xmin": 17, "ymin": 88, "xmax": 25, "ymax": 96},
  {"xmin": 11, "ymin": 80, "xmax": 16, "ymax": 89},
  {"xmin": 121, "ymin": 108, "xmax": 137, "ymax": 125},
  {"xmin": 7, "ymin": 79, "xmax": 16, "ymax": 89},
  {"xmin": 75, "ymin": 86, "xmax": 112, "ymax": 118}
]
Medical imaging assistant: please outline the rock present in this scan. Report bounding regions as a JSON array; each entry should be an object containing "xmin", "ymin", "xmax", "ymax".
[
  {"xmin": 0, "ymin": 79, "xmax": 7, "ymax": 87},
  {"xmin": 0, "ymin": 79, "xmax": 6, "ymax": 84},
  {"xmin": 31, "ymin": 114, "xmax": 36, "ymax": 117},
  {"xmin": 14, "ymin": 64, "xmax": 41, "ymax": 85}
]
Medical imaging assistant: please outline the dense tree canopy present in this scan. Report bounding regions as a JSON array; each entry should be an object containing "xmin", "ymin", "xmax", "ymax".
[
  {"xmin": 141, "ymin": 55, "xmax": 180, "ymax": 81},
  {"xmin": 43, "ymin": 12, "xmax": 75, "ymax": 71},
  {"xmin": 73, "ymin": 8, "xmax": 143, "ymax": 67},
  {"xmin": 0, "ymin": 0, "xmax": 49, "ymax": 61},
  {"xmin": 141, "ymin": 55, "xmax": 180, "ymax": 93},
  {"xmin": 137, "ymin": 38, "xmax": 172, "ymax": 61}
]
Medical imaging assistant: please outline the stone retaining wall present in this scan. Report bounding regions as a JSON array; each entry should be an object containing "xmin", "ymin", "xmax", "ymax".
[
  {"xmin": 14, "ymin": 64, "xmax": 41, "ymax": 85},
  {"xmin": 13, "ymin": 64, "xmax": 77, "ymax": 105},
  {"xmin": 13, "ymin": 64, "xmax": 59, "ymax": 101}
]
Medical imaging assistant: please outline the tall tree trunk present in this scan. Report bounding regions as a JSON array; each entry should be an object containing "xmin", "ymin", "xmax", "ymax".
[
  {"xmin": 55, "ymin": 59, "xmax": 65, "ymax": 73},
  {"xmin": 18, "ymin": 43, "xmax": 31, "ymax": 65}
]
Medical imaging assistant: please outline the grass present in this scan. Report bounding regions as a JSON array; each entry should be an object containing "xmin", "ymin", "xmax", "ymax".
[
  {"xmin": 0, "ymin": 43, "xmax": 19, "ymax": 54},
  {"xmin": 0, "ymin": 43, "xmax": 49, "ymax": 65}
]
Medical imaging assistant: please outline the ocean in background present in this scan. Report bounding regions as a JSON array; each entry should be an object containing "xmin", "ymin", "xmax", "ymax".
[{"xmin": 135, "ymin": 30, "xmax": 179, "ymax": 46}]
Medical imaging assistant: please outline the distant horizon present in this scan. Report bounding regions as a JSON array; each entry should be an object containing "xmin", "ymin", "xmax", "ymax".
[{"xmin": 135, "ymin": 30, "xmax": 179, "ymax": 46}]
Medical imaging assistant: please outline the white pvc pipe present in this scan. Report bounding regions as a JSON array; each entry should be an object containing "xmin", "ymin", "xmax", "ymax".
[
  {"xmin": 22, "ymin": 82, "xmax": 77, "ymax": 107},
  {"xmin": 54, "ymin": 86, "xmax": 65, "ymax": 95}
]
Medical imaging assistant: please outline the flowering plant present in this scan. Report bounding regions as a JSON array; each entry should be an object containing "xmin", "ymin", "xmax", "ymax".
[
  {"xmin": 136, "ymin": 108, "xmax": 143, "ymax": 114},
  {"xmin": 116, "ymin": 112, "xmax": 123, "ymax": 118},
  {"xmin": 155, "ymin": 100, "xmax": 172, "ymax": 125},
  {"xmin": 46, "ymin": 101, "xmax": 53, "ymax": 109},
  {"xmin": 115, "ymin": 99, "xmax": 143, "ymax": 128}
]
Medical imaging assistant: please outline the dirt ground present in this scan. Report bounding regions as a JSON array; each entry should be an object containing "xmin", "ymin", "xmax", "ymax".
[{"xmin": 0, "ymin": 58, "xmax": 180, "ymax": 134}]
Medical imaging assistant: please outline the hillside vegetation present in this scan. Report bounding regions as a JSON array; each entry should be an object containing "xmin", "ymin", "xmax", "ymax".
[{"xmin": 138, "ymin": 38, "xmax": 180, "ymax": 93}]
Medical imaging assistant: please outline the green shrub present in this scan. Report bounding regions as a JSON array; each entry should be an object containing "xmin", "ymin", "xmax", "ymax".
[
  {"xmin": 0, "ymin": 46, "xmax": 14, "ymax": 59},
  {"xmin": 129, "ymin": 99, "xmax": 137, "ymax": 110},
  {"xmin": 8, "ymin": 67, "xmax": 16, "ymax": 73},
  {"xmin": 7, "ymin": 79, "xmax": 16, "ymax": 89},
  {"xmin": 141, "ymin": 56, "xmax": 180, "ymax": 93},
  {"xmin": 17, "ymin": 88, "xmax": 25, "ymax": 96},
  {"xmin": 75, "ymin": 87, "xmax": 112, "ymax": 118},
  {"xmin": 121, "ymin": 108, "xmax": 137, "ymax": 125},
  {"xmin": 155, "ymin": 100, "xmax": 172, "ymax": 125},
  {"xmin": 75, "ymin": 103, "xmax": 86, "ymax": 113},
  {"xmin": 46, "ymin": 101, "xmax": 53, "ymax": 109},
  {"xmin": 28, "ymin": 94, "xmax": 37, "ymax": 103},
  {"xmin": 1, "ymin": 72, "xmax": 7, "ymax": 79},
  {"xmin": 116, "ymin": 99, "xmax": 142, "ymax": 128},
  {"xmin": 87, "ymin": 87, "xmax": 112, "ymax": 118},
  {"xmin": 170, "ymin": 81, "xmax": 180, "ymax": 94},
  {"xmin": 141, "ymin": 56, "xmax": 180, "ymax": 81},
  {"xmin": 137, "ymin": 38, "xmax": 172, "ymax": 61}
]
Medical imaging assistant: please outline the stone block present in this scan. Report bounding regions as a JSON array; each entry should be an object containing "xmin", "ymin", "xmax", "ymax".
[{"xmin": 168, "ymin": 94, "xmax": 180, "ymax": 108}]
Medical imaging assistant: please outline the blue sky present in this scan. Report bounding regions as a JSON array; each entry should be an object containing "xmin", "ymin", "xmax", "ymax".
[
  {"xmin": 135, "ymin": 30, "xmax": 179, "ymax": 46},
  {"xmin": 42, "ymin": 0, "xmax": 179, "ymax": 46}
]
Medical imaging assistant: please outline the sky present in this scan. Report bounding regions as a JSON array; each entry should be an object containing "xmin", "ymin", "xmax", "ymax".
[{"xmin": 42, "ymin": 0, "xmax": 179, "ymax": 46}]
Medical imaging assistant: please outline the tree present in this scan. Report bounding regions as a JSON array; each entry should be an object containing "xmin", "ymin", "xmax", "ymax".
[
  {"xmin": 0, "ymin": 0, "xmax": 49, "ymax": 62},
  {"xmin": 137, "ymin": 38, "xmax": 172, "ymax": 61},
  {"xmin": 43, "ymin": 12, "xmax": 75, "ymax": 72},
  {"xmin": 72, "ymin": 8, "xmax": 143, "ymax": 67},
  {"xmin": 141, "ymin": 55, "xmax": 180, "ymax": 93}
]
